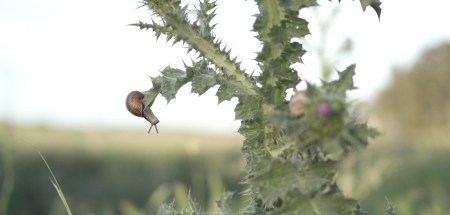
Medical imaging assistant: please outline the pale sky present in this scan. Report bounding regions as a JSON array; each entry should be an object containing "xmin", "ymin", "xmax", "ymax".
[{"xmin": 1, "ymin": 0, "xmax": 450, "ymax": 133}]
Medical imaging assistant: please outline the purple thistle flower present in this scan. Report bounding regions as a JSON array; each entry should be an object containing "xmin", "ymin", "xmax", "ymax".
[{"xmin": 316, "ymin": 104, "xmax": 330, "ymax": 116}]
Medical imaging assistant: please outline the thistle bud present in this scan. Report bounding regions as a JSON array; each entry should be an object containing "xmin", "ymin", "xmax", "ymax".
[{"xmin": 316, "ymin": 103, "xmax": 330, "ymax": 116}]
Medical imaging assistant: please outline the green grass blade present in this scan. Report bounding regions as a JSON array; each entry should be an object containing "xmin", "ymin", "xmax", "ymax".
[{"xmin": 17, "ymin": 136, "xmax": 72, "ymax": 215}]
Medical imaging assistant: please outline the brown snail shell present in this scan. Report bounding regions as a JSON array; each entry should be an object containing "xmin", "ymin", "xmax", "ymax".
[{"xmin": 126, "ymin": 91, "xmax": 160, "ymax": 133}]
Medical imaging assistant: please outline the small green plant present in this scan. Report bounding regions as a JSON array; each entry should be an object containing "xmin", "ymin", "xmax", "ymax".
[{"xmin": 132, "ymin": 0, "xmax": 382, "ymax": 214}]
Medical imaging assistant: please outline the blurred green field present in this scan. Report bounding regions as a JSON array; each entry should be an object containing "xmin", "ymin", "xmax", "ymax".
[
  {"xmin": 1, "ymin": 122, "xmax": 450, "ymax": 215},
  {"xmin": 337, "ymin": 135, "xmax": 450, "ymax": 215},
  {"xmin": 0, "ymin": 123, "xmax": 248, "ymax": 215}
]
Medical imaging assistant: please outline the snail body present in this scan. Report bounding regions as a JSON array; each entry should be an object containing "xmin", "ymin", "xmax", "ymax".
[{"xmin": 126, "ymin": 91, "xmax": 160, "ymax": 133}]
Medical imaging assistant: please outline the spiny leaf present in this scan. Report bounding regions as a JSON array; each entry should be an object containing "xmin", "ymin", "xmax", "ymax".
[
  {"xmin": 254, "ymin": 0, "xmax": 308, "ymax": 106},
  {"xmin": 216, "ymin": 191, "xmax": 234, "ymax": 215},
  {"xmin": 194, "ymin": 0, "xmax": 218, "ymax": 43},
  {"xmin": 189, "ymin": 60, "xmax": 217, "ymax": 95},
  {"xmin": 281, "ymin": 42, "xmax": 306, "ymax": 64},
  {"xmin": 136, "ymin": 0, "xmax": 258, "ymax": 97},
  {"xmin": 157, "ymin": 202, "xmax": 178, "ymax": 215},
  {"xmin": 253, "ymin": 0, "xmax": 285, "ymax": 64},
  {"xmin": 157, "ymin": 192, "xmax": 204, "ymax": 215},
  {"xmin": 216, "ymin": 85, "xmax": 235, "ymax": 103},
  {"xmin": 147, "ymin": 0, "xmax": 188, "ymax": 17},
  {"xmin": 268, "ymin": 192, "xmax": 358, "ymax": 215},
  {"xmin": 163, "ymin": 13, "xmax": 258, "ymax": 96},
  {"xmin": 262, "ymin": 85, "xmax": 288, "ymax": 107},
  {"xmin": 283, "ymin": 11, "xmax": 310, "ymax": 39},
  {"xmin": 235, "ymin": 95, "xmax": 263, "ymax": 120},
  {"xmin": 197, "ymin": 0, "xmax": 218, "ymax": 32},
  {"xmin": 257, "ymin": 60, "xmax": 300, "ymax": 106},
  {"xmin": 159, "ymin": 66, "xmax": 194, "ymax": 102},
  {"xmin": 143, "ymin": 76, "xmax": 163, "ymax": 107},
  {"xmin": 242, "ymin": 200, "xmax": 265, "ymax": 215},
  {"xmin": 242, "ymin": 147, "xmax": 272, "ymax": 174},
  {"xmin": 215, "ymin": 76, "xmax": 252, "ymax": 103},
  {"xmin": 278, "ymin": 0, "xmax": 319, "ymax": 11},
  {"xmin": 253, "ymin": 0, "xmax": 284, "ymax": 37},
  {"xmin": 186, "ymin": 193, "xmax": 204, "ymax": 215},
  {"xmin": 354, "ymin": 204, "xmax": 368, "ymax": 215},
  {"xmin": 266, "ymin": 109, "xmax": 297, "ymax": 132},
  {"xmin": 161, "ymin": 76, "xmax": 178, "ymax": 101},
  {"xmin": 268, "ymin": 60, "xmax": 300, "ymax": 88},
  {"xmin": 346, "ymin": 122, "xmax": 380, "ymax": 146},
  {"xmin": 247, "ymin": 158, "xmax": 337, "ymax": 203},
  {"xmin": 131, "ymin": 20, "xmax": 173, "ymax": 41},
  {"xmin": 304, "ymin": 81, "xmax": 321, "ymax": 98},
  {"xmin": 337, "ymin": 122, "xmax": 379, "ymax": 152},
  {"xmin": 255, "ymin": 44, "xmax": 282, "ymax": 63},
  {"xmin": 239, "ymin": 120, "xmax": 265, "ymax": 141},
  {"xmin": 360, "ymin": 0, "xmax": 382, "ymax": 21},
  {"xmin": 370, "ymin": 0, "xmax": 382, "ymax": 21},
  {"xmin": 325, "ymin": 64, "xmax": 356, "ymax": 96},
  {"xmin": 385, "ymin": 198, "xmax": 396, "ymax": 215},
  {"xmin": 268, "ymin": 25, "xmax": 287, "ymax": 46}
]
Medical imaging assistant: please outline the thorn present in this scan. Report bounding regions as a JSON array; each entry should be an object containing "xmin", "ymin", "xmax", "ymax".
[{"xmin": 155, "ymin": 125, "xmax": 159, "ymax": 133}]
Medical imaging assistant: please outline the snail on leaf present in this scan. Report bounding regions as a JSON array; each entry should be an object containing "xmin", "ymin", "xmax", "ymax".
[{"xmin": 126, "ymin": 91, "xmax": 160, "ymax": 133}]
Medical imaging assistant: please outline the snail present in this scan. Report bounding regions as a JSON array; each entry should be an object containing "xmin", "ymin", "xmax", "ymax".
[{"xmin": 126, "ymin": 91, "xmax": 160, "ymax": 133}]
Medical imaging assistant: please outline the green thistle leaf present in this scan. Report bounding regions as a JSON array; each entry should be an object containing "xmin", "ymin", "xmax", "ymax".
[
  {"xmin": 360, "ymin": 0, "xmax": 382, "ymax": 21},
  {"xmin": 239, "ymin": 120, "xmax": 265, "ymax": 141},
  {"xmin": 385, "ymin": 198, "xmax": 396, "ymax": 215},
  {"xmin": 354, "ymin": 204, "xmax": 368, "ymax": 215},
  {"xmin": 143, "ymin": 76, "xmax": 163, "ymax": 107},
  {"xmin": 278, "ymin": 0, "xmax": 319, "ymax": 10},
  {"xmin": 161, "ymin": 76, "xmax": 178, "ymax": 101},
  {"xmin": 216, "ymin": 191, "xmax": 234, "ymax": 215},
  {"xmin": 160, "ymin": 67, "xmax": 192, "ymax": 102},
  {"xmin": 325, "ymin": 64, "xmax": 356, "ymax": 96},
  {"xmin": 268, "ymin": 192, "xmax": 358, "ymax": 215},
  {"xmin": 157, "ymin": 202, "xmax": 178, "ymax": 215},
  {"xmin": 283, "ymin": 12, "xmax": 310, "ymax": 38},
  {"xmin": 262, "ymin": 85, "xmax": 287, "ymax": 107},
  {"xmin": 344, "ymin": 122, "xmax": 380, "ymax": 148},
  {"xmin": 157, "ymin": 192, "xmax": 204, "ymax": 215},
  {"xmin": 242, "ymin": 200, "xmax": 265, "ymax": 215},
  {"xmin": 268, "ymin": 60, "xmax": 300, "ymax": 88},
  {"xmin": 235, "ymin": 96, "xmax": 263, "ymax": 120},
  {"xmin": 215, "ymin": 76, "xmax": 251, "ymax": 103},
  {"xmin": 281, "ymin": 42, "xmax": 306, "ymax": 64},
  {"xmin": 247, "ymin": 158, "xmax": 337, "ymax": 204},
  {"xmin": 189, "ymin": 61, "xmax": 217, "ymax": 95}
]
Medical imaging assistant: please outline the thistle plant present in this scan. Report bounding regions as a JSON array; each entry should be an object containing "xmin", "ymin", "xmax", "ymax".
[{"xmin": 132, "ymin": 0, "xmax": 382, "ymax": 214}]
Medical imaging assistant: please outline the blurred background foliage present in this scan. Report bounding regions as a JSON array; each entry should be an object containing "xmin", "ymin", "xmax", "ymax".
[
  {"xmin": 373, "ymin": 43, "xmax": 450, "ymax": 143},
  {"xmin": 0, "ymin": 125, "xmax": 248, "ymax": 215},
  {"xmin": 337, "ymin": 42, "xmax": 450, "ymax": 215},
  {"xmin": 1, "ymin": 45, "xmax": 450, "ymax": 215}
]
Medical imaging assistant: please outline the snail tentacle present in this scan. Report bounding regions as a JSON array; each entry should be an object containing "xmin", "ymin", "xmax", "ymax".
[{"xmin": 148, "ymin": 124, "xmax": 159, "ymax": 134}]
